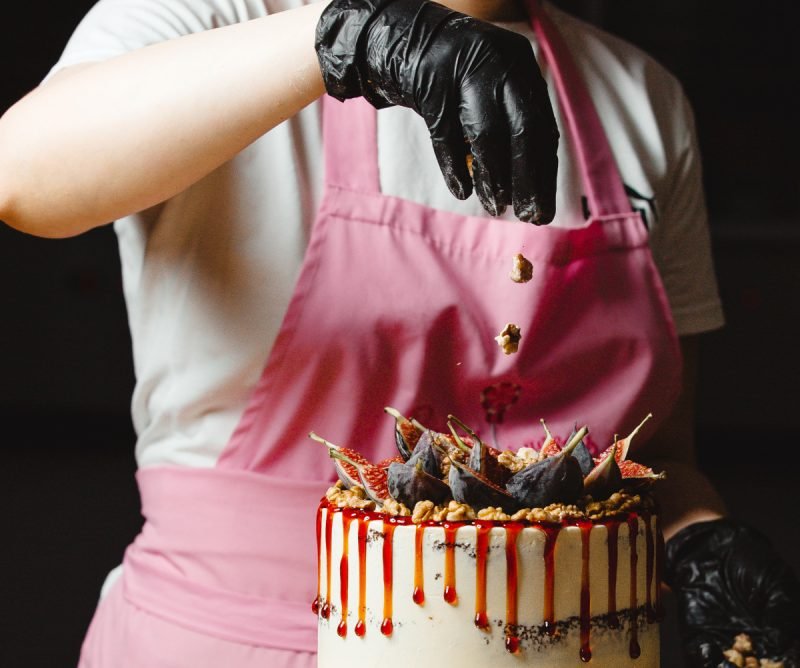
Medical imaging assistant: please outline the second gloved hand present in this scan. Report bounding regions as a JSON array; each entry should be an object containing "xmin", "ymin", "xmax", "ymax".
[{"xmin": 315, "ymin": 0, "xmax": 559, "ymax": 223}]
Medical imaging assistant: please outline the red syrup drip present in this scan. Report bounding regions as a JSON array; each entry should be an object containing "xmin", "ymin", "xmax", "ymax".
[
  {"xmin": 413, "ymin": 524, "xmax": 425, "ymax": 606},
  {"xmin": 312, "ymin": 504, "xmax": 323, "ymax": 615},
  {"xmin": 578, "ymin": 520, "xmax": 593, "ymax": 663},
  {"xmin": 381, "ymin": 520, "xmax": 396, "ymax": 636},
  {"xmin": 541, "ymin": 524, "xmax": 560, "ymax": 636},
  {"xmin": 322, "ymin": 508, "xmax": 337, "ymax": 620},
  {"xmin": 627, "ymin": 514, "xmax": 641, "ymax": 659},
  {"xmin": 504, "ymin": 523, "xmax": 523, "ymax": 653},
  {"xmin": 474, "ymin": 522, "xmax": 491, "ymax": 631},
  {"xmin": 443, "ymin": 523, "xmax": 458, "ymax": 605},
  {"xmin": 655, "ymin": 517, "xmax": 666, "ymax": 621},
  {"xmin": 337, "ymin": 512, "xmax": 353, "ymax": 638},
  {"xmin": 644, "ymin": 516, "xmax": 656, "ymax": 623},
  {"xmin": 605, "ymin": 520, "xmax": 620, "ymax": 629},
  {"xmin": 356, "ymin": 517, "xmax": 368, "ymax": 636}
]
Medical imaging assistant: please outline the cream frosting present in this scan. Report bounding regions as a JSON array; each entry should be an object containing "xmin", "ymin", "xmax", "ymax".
[{"xmin": 315, "ymin": 504, "xmax": 661, "ymax": 666}]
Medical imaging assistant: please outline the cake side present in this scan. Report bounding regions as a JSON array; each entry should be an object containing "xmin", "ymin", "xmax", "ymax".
[
  {"xmin": 311, "ymin": 409, "xmax": 666, "ymax": 666},
  {"xmin": 315, "ymin": 504, "xmax": 661, "ymax": 667}
]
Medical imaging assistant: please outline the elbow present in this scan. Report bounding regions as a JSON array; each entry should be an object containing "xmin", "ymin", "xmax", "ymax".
[{"xmin": 0, "ymin": 170, "xmax": 92, "ymax": 239}]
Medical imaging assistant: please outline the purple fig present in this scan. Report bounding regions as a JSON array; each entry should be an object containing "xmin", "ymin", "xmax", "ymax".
[
  {"xmin": 406, "ymin": 430, "xmax": 442, "ymax": 478},
  {"xmin": 437, "ymin": 438, "xmax": 522, "ymax": 512},
  {"xmin": 505, "ymin": 426, "xmax": 588, "ymax": 509},
  {"xmin": 584, "ymin": 442, "xmax": 623, "ymax": 499},
  {"xmin": 385, "ymin": 407, "xmax": 425, "ymax": 460},
  {"xmin": 447, "ymin": 416, "xmax": 512, "ymax": 486},
  {"xmin": 387, "ymin": 460, "xmax": 452, "ymax": 508},
  {"xmin": 565, "ymin": 422, "xmax": 594, "ymax": 476}
]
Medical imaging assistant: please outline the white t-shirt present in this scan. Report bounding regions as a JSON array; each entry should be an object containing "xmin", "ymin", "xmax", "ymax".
[{"xmin": 49, "ymin": 0, "xmax": 724, "ymax": 470}]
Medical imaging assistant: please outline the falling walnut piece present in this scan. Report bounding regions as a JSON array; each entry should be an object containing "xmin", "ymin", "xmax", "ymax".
[
  {"xmin": 495, "ymin": 323, "xmax": 521, "ymax": 355},
  {"xmin": 510, "ymin": 253, "xmax": 534, "ymax": 283}
]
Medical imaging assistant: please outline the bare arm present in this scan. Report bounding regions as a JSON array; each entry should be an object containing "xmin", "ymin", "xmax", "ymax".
[
  {"xmin": 0, "ymin": 1, "xmax": 327, "ymax": 238},
  {"xmin": 636, "ymin": 335, "xmax": 727, "ymax": 541}
]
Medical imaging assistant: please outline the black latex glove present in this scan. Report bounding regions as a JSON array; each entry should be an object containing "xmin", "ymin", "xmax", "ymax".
[
  {"xmin": 315, "ymin": 0, "xmax": 559, "ymax": 223},
  {"xmin": 665, "ymin": 519, "xmax": 800, "ymax": 667}
]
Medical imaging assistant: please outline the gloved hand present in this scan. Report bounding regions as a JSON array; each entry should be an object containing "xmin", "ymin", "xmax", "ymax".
[
  {"xmin": 315, "ymin": 0, "xmax": 559, "ymax": 223},
  {"xmin": 664, "ymin": 519, "xmax": 800, "ymax": 667}
]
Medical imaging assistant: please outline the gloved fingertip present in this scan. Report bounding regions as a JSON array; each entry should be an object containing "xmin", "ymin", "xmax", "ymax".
[{"xmin": 446, "ymin": 174, "xmax": 471, "ymax": 201}]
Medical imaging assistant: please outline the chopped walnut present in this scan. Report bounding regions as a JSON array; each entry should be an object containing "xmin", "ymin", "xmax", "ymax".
[
  {"xmin": 497, "ymin": 450, "xmax": 527, "ymax": 473},
  {"xmin": 445, "ymin": 500, "xmax": 476, "ymax": 522},
  {"xmin": 721, "ymin": 633, "xmax": 783, "ymax": 668},
  {"xmin": 585, "ymin": 490, "xmax": 644, "ymax": 520},
  {"xmin": 516, "ymin": 447, "xmax": 541, "ymax": 464},
  {"xmin": 382, "ymin": 499, "xmax": 411, "ymax": 517},
  {"xmin": 495, "ymin": 323, "xmax": 521, "ymax": 355},
  {"xmin": 323, "ymin": 483, "xmax": 376, "ymax": 510},
  {"xmin": 510, "ymin": 253, "xmax": 534, "ymax": 283},
  {"xmin": 527, "ymin": 507, "xmax": 558, "ymax": 523},
  {"xmin": 733, "ymin": 634, "xmax": 754, "ymax": 654},
  {"xmin": 724, "ymin": 650, "xmax": 745, "ymax": 667},
  {"xmin": 477, "ymin": 507, "xmax": 512, "ymax": 521},
  {"xmin": 412, "ymin": 500, "xmax": 436, "ymax": 523}
]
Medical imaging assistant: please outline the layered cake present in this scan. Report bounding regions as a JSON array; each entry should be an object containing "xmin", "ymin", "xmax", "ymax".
[{"xmin": 312, "ymin": 410, "xmax": 664, "ymax": 666}]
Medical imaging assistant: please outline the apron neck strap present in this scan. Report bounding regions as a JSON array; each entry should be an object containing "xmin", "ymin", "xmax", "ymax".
[
  {"xmin": 526, "ymin": 0, "xmax": 630, "ymax": 216},
  {"xmin": 323, "ymin": 97, "xmax": 381, "ymax": 194},
  {"xmin": 323, "ymin": 2, "xmax": 631, "ymax": 215}
]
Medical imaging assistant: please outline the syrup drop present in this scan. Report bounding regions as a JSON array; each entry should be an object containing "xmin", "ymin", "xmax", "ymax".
[
  {"xmin": 644, "ymin": 516, "xmax": 655, "ymax": 623},
  {"xmin": 474, "ymin": 522, "xmax": 491, "ymax": 632},
  {"xmin": 357, "ymin": 517, "xmax": 368, "ymax": 635},
  {"xmin": 443, "ymin": 523, "xmax": 458, "ymax": 605},
  {"xmin": 627, "ymin": 514, "xmax": 640, "ymax": 659},
  {"xmin": 505, "ymin": 635, "xmax": 520, "ymax": 654},
  {"xmin": 505, "ymin": 523, "xmax": 523, "ymax": 652},
  {"xmin": 338, "ymin": 513, "xmax": 353, "ymax": 638},
  {"xmin": 541, "ymin": 525, "xmax": 559, "ymax": 635},
  {"xmin": 413, "ymin": 524, "xmax": 425, "ymax": 606},
  {"xmin": 578, "ymin": 521, "xmax": 592, "ymax": 663},
  {"xmin": 382, "ymin": 521, "xmax": 396, "ymax": 636},
  {"xmin": 606, "ymin": 520, "xmax": 620, "ymax": 629}
]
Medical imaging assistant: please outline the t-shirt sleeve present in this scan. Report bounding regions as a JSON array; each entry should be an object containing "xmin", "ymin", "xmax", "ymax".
[
  {"xmin": 648, "ymin": 84, "xmax": 725, "ymax": 337},
  {"xmin": 45, "ymin": 0, "xmax": 271, "ymax": 79}
]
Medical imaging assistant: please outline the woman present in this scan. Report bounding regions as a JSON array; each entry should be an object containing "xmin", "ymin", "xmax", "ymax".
[{"xmin": 1, "ymin": 0, "xmax": 795, "ymax": 665}]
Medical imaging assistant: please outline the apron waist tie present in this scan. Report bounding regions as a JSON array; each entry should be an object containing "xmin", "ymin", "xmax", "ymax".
[{"xmin": 122, "ymin": 466, "xmax": 328, "ymax": 652}]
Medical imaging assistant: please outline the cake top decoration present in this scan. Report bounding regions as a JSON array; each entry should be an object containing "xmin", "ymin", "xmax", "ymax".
[{"xmin": 310, "ymin": 408, "xmax": 664, "ymax": 522}]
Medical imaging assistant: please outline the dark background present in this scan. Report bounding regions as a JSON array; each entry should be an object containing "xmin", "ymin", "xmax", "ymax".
[{"xmin": 1, "ymin": 1, "xmax": 799, "ymax": 666}]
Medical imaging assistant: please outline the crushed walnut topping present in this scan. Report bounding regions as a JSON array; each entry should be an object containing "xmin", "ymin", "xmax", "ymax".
[
  {"xmin": 325, "ymin": 483, "xmax": 376, "ymax": 510},
  {"xmin": 477, "ymin": 506, "xmax": 511, "ymax": 521},
  {"xmin": 381, "ymin": 498, "xmax": 411, "ymax": 517},
  {"xmin": 324, "ymin": 484, "xmax": 654, "ymax": 522},
  {"xmin": 444, "ymin": 500, "xmax": 477, "ymax": 522},
  {"xmin": 411, "ymin": 500, "xmax": 436, "ymax": 523},
  {"xmin": 495, "ymin": 323, "xmax": 521, "ymax": 355},
  {"xmin": 721, "ymin": 634, "xmax": 784, "ymax": 668},
  {"xmin": 498, "ymin": 447, "xmax": 541, "ymax": 473},
  {"xmin": 585, "ymin": 490, "xmax": 653, "ymax": 520},
  {"xmin": 510, "ymin": 253, "xmax": 534, "ymax": 283}
]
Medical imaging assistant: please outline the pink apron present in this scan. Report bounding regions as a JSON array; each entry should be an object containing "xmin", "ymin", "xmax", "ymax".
[{"xmin": 78, "ymin": 4, "xmax": 681, "ymax": 666}]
